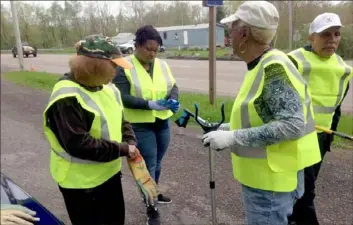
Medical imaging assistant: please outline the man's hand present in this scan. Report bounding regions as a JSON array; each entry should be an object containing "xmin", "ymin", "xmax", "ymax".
[
  {"xmin": 128, "ymin": 145, "xmax": 140, "ymax": 159},
  {"xmin": 202, "ymin": 130, "xmax": 235, "ymax": 150},
  {"xmin": 1, "ymin": 204, "xmax": 40, "ymax": 225}
]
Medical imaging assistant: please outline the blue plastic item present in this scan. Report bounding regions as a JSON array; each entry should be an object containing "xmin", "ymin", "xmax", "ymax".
[{"xmin": 1, "ymin": 173, "xmax": 64, "ymax": 225}]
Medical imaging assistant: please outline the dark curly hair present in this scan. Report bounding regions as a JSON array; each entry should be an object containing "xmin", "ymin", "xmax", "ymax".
[{"xmin": 134, "ymin": 25, "xmax": 163, "ymax": 47}]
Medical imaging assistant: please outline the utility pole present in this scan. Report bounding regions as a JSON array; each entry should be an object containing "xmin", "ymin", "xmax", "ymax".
[
  {"xmin": 209, "ymin": 6, "xmax": 216, "ymax": 105},
  {"xmin": 203, "ymin": 0, "xmax": 223, "ymax": 105},
  {"xmin": 10, "ymin": 1, "xmax": 24, "ymax": 71},
  {"xmin": 288, "ymin": 1, "xmax": 293, "ymax": 50}
]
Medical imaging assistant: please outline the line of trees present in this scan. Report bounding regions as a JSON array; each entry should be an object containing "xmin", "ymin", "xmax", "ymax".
[{"xmin": 1, "ymin": 1, "xmax": 352, "ymax": 57}]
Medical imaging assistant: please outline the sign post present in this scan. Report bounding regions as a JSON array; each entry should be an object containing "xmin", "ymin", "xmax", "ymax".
[
  {"xmin": 293, "ymin": 30, "xmax": 301, "ymax": 49},
  {"xmin": 203, "ymin": 0, "xmax": 223, "ymax": 105},
  {"xmin": 10, "ymin": 1, "xmax": 24, "ymax": 71},
  {"xmin": 202, "ymin": 2, "xmax": 223, "ymax": 225}
]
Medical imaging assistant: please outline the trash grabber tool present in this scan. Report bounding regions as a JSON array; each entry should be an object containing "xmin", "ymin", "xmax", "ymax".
[
  {"xmin": 175, "ymin": 102, "xmax": 225, "ymax": 225},
  {"xmin": 315, "ymin": 125, "xmax": 353, "ymax": 141}
]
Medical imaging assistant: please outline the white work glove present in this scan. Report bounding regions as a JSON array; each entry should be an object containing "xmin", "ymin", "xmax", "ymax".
[
  {"xmin": 202, "ymin": 130, "xmax": 234, "ymax": 151},
  {"xmin": 0, "ymin": 204, "xmax": 40, "ymax": 225}
]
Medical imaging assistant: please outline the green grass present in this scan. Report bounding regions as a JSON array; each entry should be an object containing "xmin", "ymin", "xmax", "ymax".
[
  {"xmin": 39, "ymin": 48, "xmax": 76, "ymax": 54},
  {"xmin": 2, "ymin": 71, "xmax": 352, "ymax": 149},
  {"xmin": 333, "ymin": 114, "xmax": 353, "ymax": 148},
  {"xmin": 166, "ymin": 47, "xmax": 232, "ymax": 58},
  {"xmin": 2, "ymin": 71, "xmax": 60, "ymax": 90},
  {"xmin": 2, "ymin": 71, "xmax": 234, "ymax": 123}
]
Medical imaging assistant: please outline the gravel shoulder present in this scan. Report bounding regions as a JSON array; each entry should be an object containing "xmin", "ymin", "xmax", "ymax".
[{"xmin": 1, "ymin": 71, "xmax": 352, "ymax": 225}]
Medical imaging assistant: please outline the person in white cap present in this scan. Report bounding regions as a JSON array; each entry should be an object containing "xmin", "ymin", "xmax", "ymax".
[
  {"xmin": 287, "ymin": 13, "xmax": 352, "ymax": 225},
  {"xmin": 201, "ymin": 1, "xmax": 322, "ymax": 224}
]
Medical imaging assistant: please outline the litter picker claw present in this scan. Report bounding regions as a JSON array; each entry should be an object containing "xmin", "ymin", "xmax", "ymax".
[{"xmin": 175, "ymin": 102, "xmax": 225, "ymax": 225}]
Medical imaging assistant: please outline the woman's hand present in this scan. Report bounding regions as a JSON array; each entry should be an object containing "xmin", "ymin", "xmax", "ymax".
[
  {"xmin": 148, "ymin": 100, "xmax": 168, "ymax": 111},
  {"xmin": 128, "ymin": 145, "xmax": 140, "ymax": 159}
]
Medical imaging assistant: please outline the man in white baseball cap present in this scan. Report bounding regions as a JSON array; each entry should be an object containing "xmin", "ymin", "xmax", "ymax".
[
  {"xmin": 287, "ymin": 12, "xmax": 352, "ymax": 225},
  {"xmin": 202, "ymin": 1, "xmax": 322, "ymax": 225},
  {"xmin": 309, "ymin": 12, "xmax": 344, "ymax": 35}
]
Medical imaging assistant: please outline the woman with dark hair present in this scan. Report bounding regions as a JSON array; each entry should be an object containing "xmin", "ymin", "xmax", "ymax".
[
  {"xmin": 43, "ymin": 35, "xmax": 139, "ymax": 225},
  {"xmin": 113, "ymin": 25, "xmax": 180, "ymax": 225}
]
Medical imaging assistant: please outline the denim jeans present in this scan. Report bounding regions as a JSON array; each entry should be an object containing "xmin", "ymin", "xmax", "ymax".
[
  {"xmin": 132, "ymin": 119, "xmax": 171, "ymax": 184},
  {"xmin": 242, "ymin": 170, "xmax": 304, "ymax": 225}
]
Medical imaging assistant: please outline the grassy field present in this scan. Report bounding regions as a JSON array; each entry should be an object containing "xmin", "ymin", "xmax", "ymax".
[
  {"xmin": 2, "ymin": 71, "xmax": 352, "ymax": 149},
  {"xmin": 166, "ymin": 47, "xmax": 233, "ymax": 58}
]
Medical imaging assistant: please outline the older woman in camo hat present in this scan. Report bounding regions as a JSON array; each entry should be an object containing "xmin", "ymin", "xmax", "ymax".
[{"xmin": 43, "ymin": 35, "xmax": 139, "ymax": 225}]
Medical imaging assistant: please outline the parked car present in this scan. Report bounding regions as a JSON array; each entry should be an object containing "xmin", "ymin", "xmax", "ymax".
[
  {"xmin": 12, "ymin": 42, "xmax": 37, "ymax": 58},
  {"xmin": 118, "ymin": 40, "xmax": 166, "ymax": 55},
  {"xmin": 159, "ymin": 45, "xmax": 166, "ymax": 52},
  {"xmin": 1, "ymin": 173, "xmax": 64, "ymax": 225},
  {"xmin": 118, "ymin": 40, "xmax": 135, "ymax": 54}
]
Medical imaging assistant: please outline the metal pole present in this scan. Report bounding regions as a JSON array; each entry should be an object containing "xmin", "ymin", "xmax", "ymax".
[
  {"xmin": 209, "ymin": 6, "xmax": 216, "ymax": 105},
  {"xmin": 10, "ymin": 1, "xmax": 24, "ymax": 71},
  {"xmin": 288, "ymin": 1, "xmax": 293, "ymax": 50},
  {"xmin": 209, "ymin": 146, "xmax": 217, "ymax": 225}
]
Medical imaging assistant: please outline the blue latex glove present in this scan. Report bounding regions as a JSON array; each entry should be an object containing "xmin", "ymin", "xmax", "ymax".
[
  {"xmin": 156, "ymin": 99, "xmax": 168, "ymax": 106},
  {"xmin": 148, "ymin": 100, "xmax": 168, "ymax": 111},
  {"xmin": 166, "ymin": 99, "xmax": 180, "ymax": 113}
]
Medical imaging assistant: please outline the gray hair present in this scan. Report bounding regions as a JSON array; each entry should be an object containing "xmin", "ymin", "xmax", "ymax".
[{"xmin": 238, "ymin": 20, "xmax": 277, "ymax": 45}]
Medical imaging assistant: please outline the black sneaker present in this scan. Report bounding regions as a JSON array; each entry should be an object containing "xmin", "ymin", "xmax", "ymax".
[
  {"xmin": 146, "ymin": 206, "xmax": 160, "ymax": 225},
  {"xmin": 157, "ymin": 194, "xmax": 172, "ymax": 204}
]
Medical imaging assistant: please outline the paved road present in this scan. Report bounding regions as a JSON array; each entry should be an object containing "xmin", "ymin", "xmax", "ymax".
[
  {"xmin": 1, "ymin": 64, "xmax": 353, "ymax": 225},
  {"xmin": 1, "ymin": 53, "xmax": 352, "ymax": 113}
]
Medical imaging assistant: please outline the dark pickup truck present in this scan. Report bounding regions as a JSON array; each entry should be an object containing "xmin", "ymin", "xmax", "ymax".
[{"xmin": 12, "ymin": 42, "xmax": 37, "ymax": 58}]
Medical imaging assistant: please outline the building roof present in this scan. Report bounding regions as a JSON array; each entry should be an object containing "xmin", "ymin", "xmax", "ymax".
[{"xmin": 155, "ymin": 23, "xmax": 223, "ymax": 32}]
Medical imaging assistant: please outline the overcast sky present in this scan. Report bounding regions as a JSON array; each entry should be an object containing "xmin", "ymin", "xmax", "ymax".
[
  {"xmin": 2, "ymin": 0, "xmax": 344, "ymax": 16},
  {"xmin": 2, "ymin": 1, "xmax": 204, "ymax": 13}
]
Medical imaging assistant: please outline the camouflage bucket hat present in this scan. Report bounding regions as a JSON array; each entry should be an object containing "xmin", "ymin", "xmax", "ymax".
[{"xmin": 76, "ymin": 34, "xmax": 133, "ymax": 69}]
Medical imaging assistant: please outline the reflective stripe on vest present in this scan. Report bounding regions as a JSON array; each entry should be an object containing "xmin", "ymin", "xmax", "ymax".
[
  {"xmin": 291, "ymin": 50, "xmax": 351, "ymax": 114},
  {"xmin": 49, "ymin": 85, "xmax": 122, "ymax": 164},
  {"xmin": 125, "ymin": 56, "xmax": 173, "ymax": 97},
  {"xmin": 231, "ymin": 54, "xmax": 315, "ymax": 158}
]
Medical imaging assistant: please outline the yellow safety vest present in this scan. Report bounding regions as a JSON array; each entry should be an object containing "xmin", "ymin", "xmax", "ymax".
[
  {"xmin": 229, "ymin": 49, "xmax": 321, "ymax": 192},
  {"xmin": 123, "ymin": 55, "xmax": 176, "ymax": 123},
  {"xmin": 43, "ymin": 79, "xmax": 124, "ymax": 189},
  {"xmin": 288, "ymin": 48, "xmax": 352, "ymax": 130}
]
